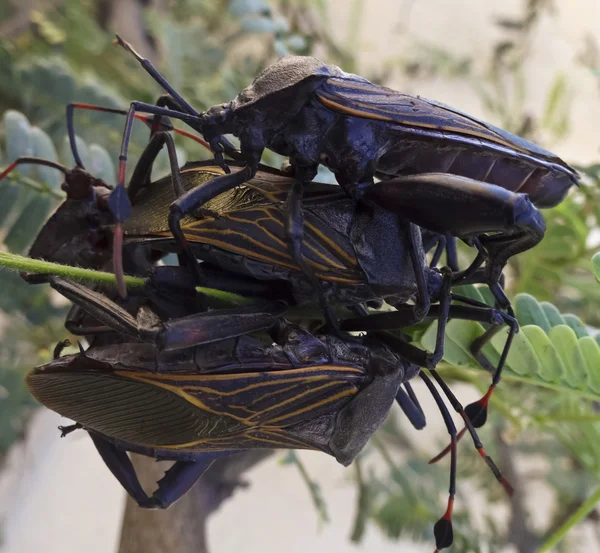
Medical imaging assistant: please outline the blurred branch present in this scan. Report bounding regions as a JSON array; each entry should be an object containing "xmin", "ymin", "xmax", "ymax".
[
  {"xmin": 496, "ymin": 427, "xmax": 538, "ymax": 553},
  {"xmin": 118, "ymin": 451, "xmax": 272, "ymax": 553}
]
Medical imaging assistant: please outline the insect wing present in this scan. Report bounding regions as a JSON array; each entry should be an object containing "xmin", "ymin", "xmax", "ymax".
[
  {"xmin": 123, "ymin": 165, "xmax": 362, "ymax": 283},
  {"xmin": 27, "ymin": 360, "xmax": 365, "ymax": 452},
  {"xmin": 316, "ymin": 77, "xmax": 575, "ymax": 171}
]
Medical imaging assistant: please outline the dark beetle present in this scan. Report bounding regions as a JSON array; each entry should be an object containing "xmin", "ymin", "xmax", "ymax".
[
  {"xmin": 27, "ymin": 324, "xmax": 419, "ymax": 507},
  {"xmin": 110, "ymin": 38, "xmax": 573, "ymax": 296}
]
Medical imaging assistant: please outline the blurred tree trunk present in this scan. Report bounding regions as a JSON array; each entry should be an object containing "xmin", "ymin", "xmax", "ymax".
[{"xmin": 118, "ymin": 451, "xmax": 272, "ymax": 553}]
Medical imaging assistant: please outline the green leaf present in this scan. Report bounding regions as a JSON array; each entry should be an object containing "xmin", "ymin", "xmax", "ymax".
[
  {"xmin": 229, "ymin": 0, "xmax": 270, "ymax": 17},
  {"xmin": 521, "ymin": 325, "xmax": 565, "ymax": 383},
  {"xmin": 562, "ymin": 314, "xmax": 589, "ymax": 338},
  {"xmin": 3, "ymin": 110, "xmax": 33, "ymax": 174},
  {"xmin": 0, "ymin": 179, "xmax": 24, "ymax": 227},
  {"xmin": 30, "ymin": 126, "xmax": 61, "ymax": 189},
  {"xmin": 578, "ymin": 337, "xmax": 600, "ymax": 394},
  {"xmin": 88, "ymin": 144, "xmax": 116, "ymax": 185},
  {"xmin": 515, "ymin": 294, "xmax": 550, "ymax": 331},
  {"xmin": 493, "ymin": 325, "xmax": 540, "ymax": 376},
  {"xmin": 4, "ymin": 195, "xmax": 55, "ymax": 253},
  {"xmin": 240, "ymin": 16, "xmax": 285, "ymax": 33},
  {"xmin": 540, "ymin": 301, "xmax": 565, "ymax": 327},
  {"xmin": 421, "ymin": 319, "xmax": 483, "ymax": 368},
  {"xmin": 539, "ymin": 487, "xmax": 600, "ymax": 552},
  {"xmin": 452, "ymin": 284, "xmax": 486, "ymax": 304},
  {"xmin": 61, "ymin": 135, "xmax": 90, "ymax": 168},
  {"xmin": 592, "ymin": 252, "xmax": 600, "ymax": 283},
  {"xmin": 548, "ymin": 325, "xmax": 588, "ymax": 389}
]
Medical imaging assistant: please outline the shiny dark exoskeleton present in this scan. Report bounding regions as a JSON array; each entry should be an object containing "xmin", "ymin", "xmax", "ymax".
[
  {"xmin": 108, "ymin": 39, "xmax": 572, "ymax": 307},
  {"xmin": 17, "ymin": 166, "xmax": 515, "ymax": 553},
  {"xmin": 28, "ymin": 323, "xmax": 419, "ymax": 507},
  {"xmin": 27, "ymin": 298, "xmax": 512, "ymax": 553},
  {"xmin": 20, "ymin": 160, "xmax": 522, "ymax": 376},
  {"xmin": 204, "ymin": 55, "xmax": 577, "ymax": 207}
]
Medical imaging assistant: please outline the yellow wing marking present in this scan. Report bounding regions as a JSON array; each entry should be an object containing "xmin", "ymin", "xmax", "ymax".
[
  {"xmin": 222, "ymin": 208, "xmax": 353, "ymax": 270},
  {"xmin": 245, "ymin": 381, "xmax": 349, "ymax": 422},
  {"xmin": 164, "ymin": 429, "xmax": 317, "ymax": 450},
  {"xmin": 263, "ymin": 388, "xmax": 355, "ymax": 424},
  {"xmin": 180, "ymin": 166, "xmax": 226, "ymax": 177},
  {"xmin": 117, "ymin": 365, "xmax": 362, "ymax": 382},
  {"xmin": 250, "ymin": 383, "xmax": 301, "ymax": 405},
  {"xmin": 153, "ymin": 230, "xmax": 362, "ymax": 283},
  {"xmin": 318, "ymin": 93, "xmax": 530, "ymax": 154},
  {"xmin": 117, "ymin": 367, "xmax": 360, "ymax": 424}
]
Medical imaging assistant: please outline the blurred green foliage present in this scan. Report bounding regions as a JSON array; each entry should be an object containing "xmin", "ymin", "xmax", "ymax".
[{"xmin": 1, "ymin": 0, "xmax": 600, "ymax": 552}]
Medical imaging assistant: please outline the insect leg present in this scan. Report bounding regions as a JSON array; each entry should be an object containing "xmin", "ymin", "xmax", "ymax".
[
  {"xmin": 88, "ymin": 432, "xmax": 152, "ymax": 507},
  {"xmin": 143, "ymin": 453, "xmax": 234, "ymax": 509},
  {"xmin": 115, "ymin": 35, "xmax": 199, "ymax": 117},
  {"xmin": 65, "ymin": 102, "xmax": 211, "ymax": 170},
  {"xmin": 48, "ymin": 277, "xmax": 287, "ymax": 351},
  {"xmin": 285, "ymin": 168, "xmax": 339, "ymax": 330},
  {"xmin": 341, "ymin": 268, "xmax": 454, "ymax": 369},
  {"xmin": 360, "ymin": 173, "xmax": 546, "ymax": 284},
  {"xmin": 0, "ymin": 156, "xmax": 70, "ymax": 182},
  {"xmin": 450, "ymin": 291, "xmax": 517, "ymax": 429},
  {"xmin": 128, "ymin": 130, "xmax": 186, "ymax": 203},
  {"xmin": 395, "ymin": 382, "xmax": 426, "ymax": 430},
  {"xmin": 418, "ymin": 371, "xmax": 456, "ymax": 552},
  {"xmin": 429, "ymin": 235, "xmax": 446, "ymax": 268},
  {"xmin": 426, "ymin": 370, "xmax": 513, "ymax": 495},
  {"xmin": 350, "ymin": 304, "xmax": 426, "ymax": 426}
]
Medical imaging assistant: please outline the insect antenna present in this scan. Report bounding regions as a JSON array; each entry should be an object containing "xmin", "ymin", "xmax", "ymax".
[{"xmin": 0, "ymin": 157, "xmax": 69, "ymax": 181}]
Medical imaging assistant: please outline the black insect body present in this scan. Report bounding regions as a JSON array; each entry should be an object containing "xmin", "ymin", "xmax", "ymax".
[
  {"xmin": 109, "ymin": 39, "xmax": 573, "ymax": 304},
  {"xmin": 13, "ymin": 164, "xmax": 517, "ymax": 552},
  {"xmin": 30, "ymin": 318, "xmax": 511, "ymax": 552},
  {"xmin": 8, "ymin": 153, "xmax": 525, "ymax": 447},
  {"xmin": 28, "ymin": 324, "xmax": 420, "ymax": 505}
]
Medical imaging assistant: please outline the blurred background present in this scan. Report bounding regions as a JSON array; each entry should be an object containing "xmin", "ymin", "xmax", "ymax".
[{"xmin": 1, "ymin": 0, "xmax": 600, "ymax": 552}]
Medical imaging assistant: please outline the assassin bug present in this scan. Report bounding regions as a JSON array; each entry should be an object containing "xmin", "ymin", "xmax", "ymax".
[
  {"xmin": 106, "ymin": 37, "xmax": 573, "ymax": 307},
  {"xmin": 29, "ymin": 316, "xmax": 512, "ymax": 552}
]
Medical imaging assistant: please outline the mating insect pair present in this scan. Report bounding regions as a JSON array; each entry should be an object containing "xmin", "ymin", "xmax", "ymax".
[
  {"xmin": 4, "ymin": 37, "xmax": 576, "ymax": 551},
  {"xmin": 12, "ymin": 157, "xmax": 518, "ymax": 553},
  {"xmin": 57, "ymin": 35, "xmax": 575, "ymax": 433}
]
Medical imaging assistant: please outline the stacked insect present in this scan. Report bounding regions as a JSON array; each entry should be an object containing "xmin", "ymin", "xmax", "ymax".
[{"xmin": 5, "ymin": 37, "xmax": 577, "ymax": 552}]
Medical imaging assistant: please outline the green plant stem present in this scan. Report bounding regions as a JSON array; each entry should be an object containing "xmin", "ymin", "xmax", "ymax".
[
  {"xmin": 0, "ymin": 252, "xmax": 145, "ymax": 287},
  {"xmin": 284, "ymin": 451, "xmax": 329, "ymax": 525},
  {"xmin": 0, "ymin": 252, "xmax": 252, "ymax": 306},
  {"xmin": 538, "ymin": 487, "xmax": 600, "ymax": 552},
  {"xmin": 350, "ymin": 456, "xmax": 370, "ymax": 543},
  {"xmin": 5, "ymin": 173, "xmax": 64, "ymax": 200}
]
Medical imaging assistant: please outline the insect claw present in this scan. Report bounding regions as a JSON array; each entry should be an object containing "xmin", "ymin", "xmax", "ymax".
[
  {"xmin": 53, "ymin": 339, "xmax": 71, "ymax": 359},
  {"xmin": 114, "ymin": 34, "xmax": 143, "ymax": 62},
  {"xmin": 58, "ymin": 423, "xmax": 82, "ymax": 437}
]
